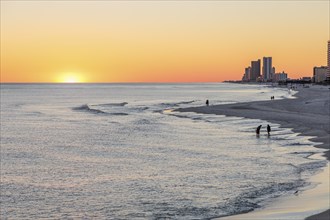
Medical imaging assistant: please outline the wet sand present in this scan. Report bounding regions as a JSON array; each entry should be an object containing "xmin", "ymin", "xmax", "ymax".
[{"xmin": 176, "ymin": 85, "xmax": 330, "ymax": 219}]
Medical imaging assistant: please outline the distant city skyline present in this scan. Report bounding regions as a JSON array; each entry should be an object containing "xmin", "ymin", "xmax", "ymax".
[
  {"xmin": 242, "ymin": 40, "xmax": 330, "ymax": 83},
  {"xmin": 242, "ymin": 56, "xmax": 287, "ymax": 82},
  {"xmin": 0, "ymin": 1, "xmax": 328, "ymax": 83}
]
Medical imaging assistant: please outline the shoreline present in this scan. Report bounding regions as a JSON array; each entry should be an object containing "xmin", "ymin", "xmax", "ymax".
[{"xmin": 176, "ymin": 85, "xmax": 330, "ymax": 219}]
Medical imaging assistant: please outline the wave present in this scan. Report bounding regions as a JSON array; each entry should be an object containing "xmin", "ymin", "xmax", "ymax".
[
  {"xmin": 73, "ymin": 104, "xmax": 107, "ymax": 114},
  {"xmin": 140, "ymin": 179, "xmax": 305, "ymax": 219},
  {"xmin": 290, "ymin": 152, "xmax": 315, "ymax": 159},
  {"xmin": 73, "ymin": 104, "xmax": 129, "ymax": 116},
  {"xmin": 159, "ymin": 100, "xmax": 197, "ymax": 108},
  {"xmin": 298, "ymin": 160, "xmax": 327, "ymax": 173},
  {"xmin": 177, "ymin": 100, "xmax": 196, "ymax": 105},
  {"xmin": 92, "ymin": 102, "xmax": 128, "ymax": 107},
  {"xmin": 22, "ymin": 111, "xmax": 43, "ymax": 116},
  {"xmin": 110, "ymin": 112, "xmax": 129, "ymax": 116},
  {"xmin": 217, "ymin": 180, "xmax": 305, "ymax": 218},
  {"xmin": 159, "ymin": 102, "xmax": 180, "ymax": 108},
  {"xmin": 131, "ymin": 106, "xmax": 149, "ymax": 112},
  {"xmin": 286, "ymin": 142, "xmax": 307, "ymax": 146}
]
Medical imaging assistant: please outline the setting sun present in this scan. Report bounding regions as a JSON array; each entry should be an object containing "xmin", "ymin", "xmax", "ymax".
[{"xmin": 57, "ymin": 73, "xmax": 84, "ymax": 83}]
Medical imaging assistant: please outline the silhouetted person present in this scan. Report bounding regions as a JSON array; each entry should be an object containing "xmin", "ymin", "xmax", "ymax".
[
  {"xmin": 256, "ymin": 125, "xmax": 262, "ymax": 135},
  {"xmin": 267, "ymin": 124, "xmax": 271, "ymax": 135},
  {"xmin": 206, "ymin": 99, "xmax": 209, "ymax": 106}
]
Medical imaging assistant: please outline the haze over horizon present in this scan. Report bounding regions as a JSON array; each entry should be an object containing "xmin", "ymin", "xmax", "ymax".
[{"xmin": 1, "ymin": 1, "xmax": 329, "ymax": 83}]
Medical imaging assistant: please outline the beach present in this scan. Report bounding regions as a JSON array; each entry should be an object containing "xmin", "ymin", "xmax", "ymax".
[
  {"xmin": 1, "ymin": 83, "xmax": 328, "ymax": 219},
  {"xmin": 176, "ymin": 84, "xmax": 330, "ymax": 219}
]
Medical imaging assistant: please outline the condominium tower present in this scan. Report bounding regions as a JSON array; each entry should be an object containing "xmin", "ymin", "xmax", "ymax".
[
  {"xmin": 262, "ymin": 57, "xmax": 272, "ymax": 81},
  {"xmin": 243, "ymin": 67, "xmax": 251, "ymax": 81},
  {"xmin": 250, "ymin": 59, "xmax": 261, "ymax": 81}
]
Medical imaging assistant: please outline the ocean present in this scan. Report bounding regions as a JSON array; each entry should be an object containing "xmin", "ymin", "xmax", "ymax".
[{"xmin": 0, "ymin": 83, "xmax": 327, "ymax": 219}]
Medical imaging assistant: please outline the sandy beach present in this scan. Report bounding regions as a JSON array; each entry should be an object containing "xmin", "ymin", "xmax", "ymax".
[{"xmin": 176, "ymin": 85, "xmax": 330, "ymax": 220}]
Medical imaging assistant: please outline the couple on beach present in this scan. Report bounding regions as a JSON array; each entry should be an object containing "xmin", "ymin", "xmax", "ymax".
[{"xmin": 256, "ymin": 124, "xmax": 271, "ymax": 135}]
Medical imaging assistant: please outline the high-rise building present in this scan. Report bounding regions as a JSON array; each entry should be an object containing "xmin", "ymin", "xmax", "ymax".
[
  {"xmin": 243, "ymin": 66, "xmax": 251, "ymax": 81},
  {"xmin": 262, "ymin": 57, "xmax": 272, "ymax": 81},
  {"xmin": 327, "ymin": 41, "xmax": 330, "ymax": 82},
  {"xmin": 274, "ymin": 71, "xmax": 288, "ymax": 82},
  {"xmin": 314, "ymin": 66, "xmax": 328, "ymax": 83},
  {"xmin": 250, "ymin": 59, "xmax": 261, "ymax": 81}
]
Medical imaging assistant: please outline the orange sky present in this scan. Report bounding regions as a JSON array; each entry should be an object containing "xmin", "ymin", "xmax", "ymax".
[{"xmin": 1, "ymin": 1, "xmax": 329, "ymax": 83}]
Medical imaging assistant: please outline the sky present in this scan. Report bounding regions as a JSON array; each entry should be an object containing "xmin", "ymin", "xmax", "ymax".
[{"xmin": 1, "ymin": 1, "xmax": 329, "ymax": 83}]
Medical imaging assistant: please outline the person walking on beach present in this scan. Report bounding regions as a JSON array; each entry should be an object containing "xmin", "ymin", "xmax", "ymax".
[
  {"xmin": 206, "ymin": 99, "xmax": 209, "ymax": 106},
  {"xmin": 256, "ymin": 125, "xmax": 262, "ymax": 135},
  {"xmin": 267, "ymin": 124, "xmax": 271, "ymax": 135}
]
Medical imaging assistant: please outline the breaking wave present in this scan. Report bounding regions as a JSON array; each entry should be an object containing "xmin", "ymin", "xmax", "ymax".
[
  {"xmin": 110, "ymin": 112, "xmax": 129, "ymax": 116},
  {"xmin": 72, "ymin": 104, "xmax": 128, "ymax": 115},
  {"xmin": 136, "ymin": 180, "xmax": 306, "ymax": 219},
  {"xmin": 159, "ymin": 100, "xmax": 197, "ymax": 108},
  {"xmin": 73, "ymin": 104, "xmax": 107, "ymax": 114},
  {"xmin": 92, "ymin": 102, "xmax": 128, "ymax": 107},
  {"xmin": 177, "ymin": 100, "xmax": 197, "ymax": 105}
]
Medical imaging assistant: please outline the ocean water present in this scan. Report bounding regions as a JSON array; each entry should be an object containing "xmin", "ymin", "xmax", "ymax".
[{"xmin": 0, "ymin": 83, "xmax": 327, "ymax": 219}]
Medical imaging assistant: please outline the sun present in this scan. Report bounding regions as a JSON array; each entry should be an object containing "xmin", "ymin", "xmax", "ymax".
[
  {"xmin": 57, "ymin": 72, "xmax": 85, "ymax": 83},
  {"xmin": 63, "ymin": 75, "xmax": 80, "ymax": 83}
]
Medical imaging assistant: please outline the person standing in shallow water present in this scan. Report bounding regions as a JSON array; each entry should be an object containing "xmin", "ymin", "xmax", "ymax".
[
  {"xmin": 256, "ymin": 125, "xmax": 262, "ymax": 136},
  {"xmin": 206, "ymin": 99, "xmax": 209, "ymax": 106},
  {"xmin": 267, "ymin": 124, "xmax": 271, "ymax": 135}
]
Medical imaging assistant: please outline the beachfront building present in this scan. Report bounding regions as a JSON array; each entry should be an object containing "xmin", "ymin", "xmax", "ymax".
[
  {"xmin": 262, "ymin": 57, "xmax": 273, "ymax": 81},
  {"xmin": 274, "ymin": 71, "xmax": 288, "ymax": 82},
  {"xmin": 302, "ymin": 77, "xmax": 312, "ymax": 81},
  {"xmin": 250, "ymin": 59, "xmax": 261, "ymax": 81},
  {"xmin": 242, "ymin": 66, "xmax": 251, "ymax": 81},
  {"xmin": 313, "ymin": 66, "xmax": 327, "ymax": 83},
  {"xmin": 272, "ymin": 67, "xmax": 276, "ymax": 74}
]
